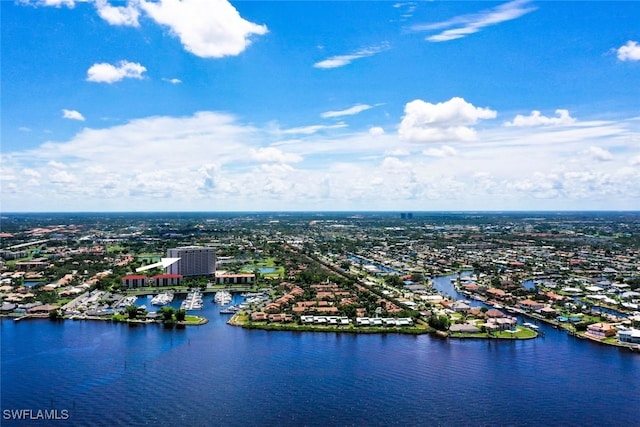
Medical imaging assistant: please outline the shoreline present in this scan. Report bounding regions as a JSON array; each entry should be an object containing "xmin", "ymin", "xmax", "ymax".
[
  {"xmin": 3, "ymin": 312, "xmax": 208, "ymax": 326},
  {"xmin": 227, "ymin": 312, "xmax": 537, "ymax": 340}
]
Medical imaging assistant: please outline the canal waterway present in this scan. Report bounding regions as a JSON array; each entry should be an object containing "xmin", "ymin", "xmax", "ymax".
[{"xmin": 2, "ymin": 278, "xmax": 639, "ymax": 426}]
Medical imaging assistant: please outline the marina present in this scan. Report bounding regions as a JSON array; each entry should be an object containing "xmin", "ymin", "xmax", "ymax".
[
  {"xmin": 213, "ymin": 290, "xmax": 232, "ymax": 305},
  {"xmin": 180, "ymin": 290, "xmax": 203, "ymax": 311}
]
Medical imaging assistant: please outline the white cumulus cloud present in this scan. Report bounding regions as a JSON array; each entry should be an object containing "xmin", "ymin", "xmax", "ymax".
[
  {"xmin": 504, "ymin": 109, "xmax": 576, "ymax": 127},
  {"xmin": 249, "ymin": 147, "xmax": 303, "ymax": 164},
  {"xmin": 86, "ymin": 60, "xmax": 147, "ymax": 83},
  {"xmin": 139, "ymin": 0, "xmax": 268, "ymax": 58},
  {"xmin": 321, "ymin": 104, "xmax": 372, "ymax": 119},
  {"xmin": 62, "ymin": 109, "xmax": 85, "ymax": 121},
  {"xmin": 382, "ymin": 156, "xmax": 409, "ymax": 172},
  {"xmin": 95, "ymin": 0, "xmax": 140, "ymax": 27},
  {"xmin": 617, "ymin": 40, "xmax": 640, "ymax": 62},
  {"xmin": 423, "ymin": 145, "xmax": 457, "ymax": 158},
  {"xmin": 314, "ymin": 43, "xmax": 390, "ymax": 69},
  {"xmin": 49, "ymin": 170, "xmax": 75, "ymax": 184},
  {"xmin": 399, "ymin": 97, "xmax": 496, "ymax": 142},
  {"xmin": 588, "ymin": 146, "xmax": 613, "ymax": 162},
  {"xmin": 23, "ymin": 169, "xmax": 41, "ymax": 178},
  {"xmin": 413, "ymin": 0, "xmax": 536, "ymax": 42},
  {"xmin": 369, "ymin": 127, "xmax": 385, "ymax": 136},
  {"xmin": 27, "ymin": 0, "xmax": 77, "ymax": 7}
]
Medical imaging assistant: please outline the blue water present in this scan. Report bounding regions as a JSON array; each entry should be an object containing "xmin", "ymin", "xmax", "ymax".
[
  {"xmin": 347, "ymin": 254, "xmax": 403, "ymax": 275},
  {"xmin": 2, "ymin": 284, "xmax": 639, "ymax": 426},
  {"xmin": 22, "ymin": 281, "xmax": 42, "ymax": 288},
  {"xmin": 243, "ymin": 266, "xmax": 276, "ymax": 274}
]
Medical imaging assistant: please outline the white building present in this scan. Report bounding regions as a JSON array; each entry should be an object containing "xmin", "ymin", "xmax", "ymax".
[{"xmin": 166, "ymin": 246, "xmax": 216, "ymax": 277}]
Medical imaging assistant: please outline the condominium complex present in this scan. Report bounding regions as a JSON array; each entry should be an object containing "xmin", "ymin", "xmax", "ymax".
[{"xmin": 166, "ymin": 246, "xmax": 216, "ymax": 277}]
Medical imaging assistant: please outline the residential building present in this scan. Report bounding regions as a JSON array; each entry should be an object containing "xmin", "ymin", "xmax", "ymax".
[
  {"xmin": 617, "ymin": 328, "xmax": 640, "ymax": 344},
  {"xmin": 151, "ymin": 274, "xmax": 182, "ymax": 287},
  {"xmin": 586, "ymin": 322, "xmax": 616, "ymax": 339},
  {"xmin": 166, "ymin": 246, "xmax": 216, "ymax": 277},
  {"xmin": 215, "ymin": 272, "xmax": 255, "ymax": 285},
  {"xmin": 122, "ymin": 274, "xmax": 148, "ymax": 288}
]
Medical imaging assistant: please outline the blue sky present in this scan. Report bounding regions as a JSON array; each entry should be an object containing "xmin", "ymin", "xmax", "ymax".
[{"xmin": 2, "ymin": 0, "xmax": 639, "ymax": 212}]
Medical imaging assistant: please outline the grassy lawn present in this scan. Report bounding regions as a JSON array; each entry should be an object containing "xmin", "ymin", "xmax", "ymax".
[
  {"xmin": 493, "ymin": 326, "xmax": 537, "ymax": 339},
  {"xmin": 136, "ymin": 254, "xmax": 162, "ymax": 262},
  {"xmin": 106, "ymin": 245, "xmax": 125, "ymax": 253},
  {"xmin": 234, "ymin": 313, "xmax": 250, "ymax": 323},
  {"xmin": 238, "ymin": 257, "xmax": 285, "ymax": 278},
  {"xmin": 449, "ymin": 325, "xmax": 538, "ymax": 340},
  {"xmin": 450, "ymin": 332, "xmax": 490, "ymax": 338},
  {"xmin": 183, "ymin": 315, "xmax": 206, "ymax": 325},
  {"xmin": 253, "ymin": 258, "xmax": 277, "ymax": 267}
]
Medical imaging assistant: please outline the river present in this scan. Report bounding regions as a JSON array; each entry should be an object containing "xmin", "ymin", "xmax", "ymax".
[{"xmin": 2, "ymin": 279, "xmax": 639, "ymax": 426}]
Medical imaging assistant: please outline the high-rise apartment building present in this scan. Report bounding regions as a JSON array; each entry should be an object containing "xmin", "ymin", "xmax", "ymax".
[{"xmin": 166, "ymin": 246, "xmax": 216, "ymax": 277}]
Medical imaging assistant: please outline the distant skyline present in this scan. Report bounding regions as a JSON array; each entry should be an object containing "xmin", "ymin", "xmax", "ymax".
[{"xmin": 2, "ymin": 0, "xmax": 639, "ymax": 212}]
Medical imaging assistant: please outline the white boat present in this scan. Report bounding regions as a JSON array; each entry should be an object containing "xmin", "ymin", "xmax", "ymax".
[
  {"xmin": 523, "ymin": 322, "xmax": 539, "ymax": 330},
  {"xmin": 220, "ymin": 305, "xmax": 240, "ymax": 314},
  {"xmin": 214, "ymin": 291, "xmax": 232, "ymax": 305},
  {"xmin": 151, "ymin": 292, "xmax": 174, "ymax": 306},
  {"xmin": 181, "ymin": 290, "xmax": 204, "ymax": 310}
]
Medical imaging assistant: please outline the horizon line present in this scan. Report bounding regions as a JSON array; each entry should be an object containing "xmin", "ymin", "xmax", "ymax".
[{"xmin": 2, "ymin": 209, "xmax": 639, "ymax": 215}]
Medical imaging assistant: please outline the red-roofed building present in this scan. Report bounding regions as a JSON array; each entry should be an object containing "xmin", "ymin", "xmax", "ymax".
[
  {"xmin": 486, "ymin": 288, "xmax": 506, "ymax": 299},
  {"xmin": 519, "ymin": 299, "xmax": 545, "ymax": 311},
  {"xmin": 122, "ymin": 275, "xmax": 149, "ymax": 288},
  {"xmin": 151, "ymin": 274, "xmax": 182, "ymax": 287},
  {"xmin": 586, "ymin": 322, "xmax": 616, "ymax": 339}
]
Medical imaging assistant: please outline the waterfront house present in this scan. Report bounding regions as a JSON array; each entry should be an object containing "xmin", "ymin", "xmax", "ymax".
[
  {"xmin": 539, "ymin": 306, "xmax": 558, "ymax": 319},
  {"xmin": 250, "ymin": 312, "xmax": 267, "ymax": 321},
  {"xmin": 0, "ymin": 302, "xmax": 16, "ymax": 313},
  {"xmin": 518, "ymin": 299, "xmax": 545, "ymax": 311},
  {"xmin": 452, "ymin": 301, "xmax": 471, "ymax": 313},
  {"xmin": 462, "ymin": 283, "xmax": 479, "ymax": 292},
  {"xmin": 356, "ymin": 317, "xmax": 371, "ymax": 326},
  {"xmin": 586, "ymin": 323, "xmax": 616, "ymax": 339},
  {"xmin": 617, "ymin": 328, "xmax": 640, "ymax": 344},
  {"xmin": 483, "ymin": 322, "xmax": 500, "ymax": 332},
  {"xmin": 485, "ymin": 308, "xmax": 506, "ymax": 318},
  {"xmin": 486, "ymin": 288, "xmax": 507, "ymax": 299},
  {"xmin": 27, "ymin": 304, "xmax": 58, "ymax": 315},
  {"xmin": 490, "ymin": 317, "xmax": 517, "ymax": 330},
  {"xmin": 268, "ymin": 313, "xmax": 293, "ymax": 323}
]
